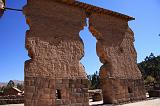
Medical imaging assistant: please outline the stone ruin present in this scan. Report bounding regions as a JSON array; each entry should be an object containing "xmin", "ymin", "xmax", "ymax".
[{"xmin": 23, "ymin": 0, "xmax": 146, "ymax": 106}]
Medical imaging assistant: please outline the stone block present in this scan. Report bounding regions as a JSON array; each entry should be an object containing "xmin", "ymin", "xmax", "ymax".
[
  {"xmin": 56, "ymin": 78, "xmax": 63, "ymax": 84},
  {"xmin": 62, "ymin": 79, "xmax": 69, "ymax": 84},
  {"xmin": 25, "ymin": 86, "xmax": 35, "ymax": 93},
  {"xmin": 148, "ymin": 90, "xmax": 160, "ymax": 97},
  {"xmin": 49, "ymin": 79, "xmax": 55, "ymax": 89},
  {"xmin": 25, "ymin": 93, "xmax": 33, "ymax": 99}
]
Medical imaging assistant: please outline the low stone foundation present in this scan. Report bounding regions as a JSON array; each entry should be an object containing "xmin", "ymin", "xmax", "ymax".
[
  {"xmin": 148, "ymin": 90, "xmax": 160, "ymax": 97},
  {"xmin": 25, "ymin": 77, "xmax": 89, "ymax": 106},
  {"xmin": 0, "ymin": 95, "xmax": 24, "ymax": 105},
  {"xmin": 101, "ymin": 78, "xmax": 146, "ymax": 104}
]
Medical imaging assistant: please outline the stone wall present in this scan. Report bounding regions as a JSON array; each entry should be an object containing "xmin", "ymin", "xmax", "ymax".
[
  {"xmin": 0, "ymin": 95, "xmax": 24, "ymax": 105},
  {"xmin": 24, "ymin": 0, "xmax": 89, "ymax": 106},
  {"xmin": 89, "ymin": 13, "xmax": 146, "ymax": 104},
  {"xmin": 24, "ymin": 0, "xmax": 146, "ymax": 105}
]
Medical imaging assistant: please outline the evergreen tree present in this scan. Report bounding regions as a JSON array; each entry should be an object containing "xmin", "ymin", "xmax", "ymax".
[
  {"xmin": 87, "ymin": 71, "xmax": 100, "ymax": 89},
  {"xmin": 17, "ymin": 83, "xmax": 24, "ymax": 91},
  {"xmin": 7, "ymin": 80, "xmax": 15, "ymax": 88},
  {"xmin": 138, "ymin": 53, "xmax": 160, "ymax": 84}
]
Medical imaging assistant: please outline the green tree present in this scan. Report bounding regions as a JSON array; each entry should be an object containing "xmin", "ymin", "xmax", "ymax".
[
  {"xmin": 144, "ymin": 76, "xmax": 155, "ymax": 84},
  {"xmin": 87, "ymin": 71, "xmax": 100, "ymax": 89},
  {"xmin": 0, "ymin": 86, "xmax": 5, "ymax": 92},
  {"xmin": 17, "ymin": 83, "xmax": 24, "ymax": 91},
  {"xmin": 138, "ymin": 53, "xmax": 160, "ymax": 84},
  {"xmin": 7, "ymin": 80, "xmax": 15, "ymax": 88}
]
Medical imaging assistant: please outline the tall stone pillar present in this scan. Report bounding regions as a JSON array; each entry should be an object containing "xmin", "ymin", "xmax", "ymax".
[
  {"xmin": 89, "ymin": 13, "xmax": 146, "ymax": 104},
  {"xmin": 23, "ymin": 0, "xmax": 89, "ymax": 106}
]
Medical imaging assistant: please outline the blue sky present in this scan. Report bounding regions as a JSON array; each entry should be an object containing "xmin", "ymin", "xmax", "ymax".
[{"xmin": 0, "ymin": 0, "xmax": 160, "ymax": 82}]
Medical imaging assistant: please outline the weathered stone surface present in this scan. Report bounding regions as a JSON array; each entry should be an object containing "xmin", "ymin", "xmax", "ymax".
[
  {"xmin": 89, "ymin": 13, "xmax": 146, "ymax": 104},
  {"xmin": 24, "ymin": 0, "xmax": 87, "ymax": 79},
  {"xmin": 24, "ymin": 0, "xmax": 89, "ymax": 106},
  {"xmin": 24, "ymin": 0, "xmax": 146, "ymax": 105}
]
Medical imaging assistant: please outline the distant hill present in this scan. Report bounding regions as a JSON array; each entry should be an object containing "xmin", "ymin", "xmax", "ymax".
[
  {"xmin": 12, "ymin": 80, "xmax": 24, "ymax": 85},
  {"xmin": 0, "ymin": 80, "xmax": 24, "ymax": 87},
  {"xmin": 0, "ymin": 82, "xmax": 7, "ymax": 87}
]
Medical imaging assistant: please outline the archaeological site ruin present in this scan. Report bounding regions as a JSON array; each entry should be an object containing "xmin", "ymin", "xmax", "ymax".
[{"xmin": 23, "ymin": 0, "xmax": 146, "ymax": 106}]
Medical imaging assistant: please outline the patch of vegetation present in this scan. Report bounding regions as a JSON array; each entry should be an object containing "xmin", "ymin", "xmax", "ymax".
[
  {"xmin": 87, "ymin": 71, "xmax": 100, "ymax": 90},
  {"xmin": 0, "ymin": 80, "xmax": 24, "ymax": 94},
  {"xmin": 87, "ymin": 53, "xmax": 160, "ymax": 90},
  {"xmin": 138, "ymin": 53, "xmax": 160, "ymax": 84}
]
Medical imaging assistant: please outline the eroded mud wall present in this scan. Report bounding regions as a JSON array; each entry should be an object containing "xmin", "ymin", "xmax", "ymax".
[
  {"xmin": 23, "ymin": 0, "xmax": 146, "ymax": 105},
  {"xmin": 89, "ymin": 13, "xmax": 146, "ymax": 104},
  {"xmin": 23, "ymin": 0, "xmax": 89, "ymax": 106}
]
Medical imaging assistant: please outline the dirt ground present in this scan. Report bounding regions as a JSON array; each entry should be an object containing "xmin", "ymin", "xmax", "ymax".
[
  {"xmin": 0, "ymin": 104, "xmax": 24, "ymax": 106},
  {"xmin": 117, "ymin": 98, "xmax": 160, "ymax": 106},
  {"xmin": 1, "ymin": 98, "xmax": 160, "ymax": 106},
  {"xmin": 89, "ymin": 98, "xmax": 160, "ymax": 106}
]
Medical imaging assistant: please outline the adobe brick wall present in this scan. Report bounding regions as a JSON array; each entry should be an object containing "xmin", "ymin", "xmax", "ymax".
[
  {"xmin": 89, "ymin": 13, "xmax": 142, "ymax": 79},
  {"xmin": 23, "ymin": 0, "xmax": 146, "ymax": 105},
  {"xmin": 89, "ymin": 13, "xmax": 146, "ymax": 104},
  {"xmin": 23, "ymin": 0, "xmax": 89, "ymax": 106}
]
